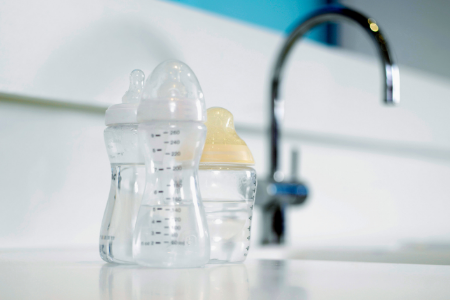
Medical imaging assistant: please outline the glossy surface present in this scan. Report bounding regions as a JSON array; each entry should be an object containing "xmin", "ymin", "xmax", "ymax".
[{"xmin": 1, "ymin": 248, "xmax": 450, "ymax": 300}]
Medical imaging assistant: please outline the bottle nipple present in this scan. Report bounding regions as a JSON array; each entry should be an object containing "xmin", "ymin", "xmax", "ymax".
[
  {"xmin": 200, "ymin": 107, "xmax": 254, "ymax": 164},
  {"xmin": 122, "ymin": 69, "xmax": 145, "ymax": 103},
  {"xmin": 104, "ymin": 69, "xmax": 145, "ymax": 126},
  {"xmin": 138, "ymin": 60, "xmax": 206, "ymax": 122}
]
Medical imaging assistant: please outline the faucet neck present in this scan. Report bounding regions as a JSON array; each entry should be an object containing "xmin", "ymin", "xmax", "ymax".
[{"xmin": 269, "ymin": 5, "xmax": 400, "ymax": 180}]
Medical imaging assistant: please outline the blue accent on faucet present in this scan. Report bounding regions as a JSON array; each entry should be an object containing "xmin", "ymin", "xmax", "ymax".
[{"xmin": 271, "ymin": 182, "xmax": 308, "ymax": 197}]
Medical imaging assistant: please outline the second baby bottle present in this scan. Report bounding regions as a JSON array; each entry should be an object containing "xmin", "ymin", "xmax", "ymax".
[
  {"xmin": 133, "ymin": 60, "xmax": 210, "ymax": 268},
  {"xmin": 100, "ymin": 70, "xmax": 146, "ymax": 263}
]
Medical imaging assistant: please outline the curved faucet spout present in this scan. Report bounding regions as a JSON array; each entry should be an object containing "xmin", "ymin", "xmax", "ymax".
[{"xmin": 270, "ymin": 5, "xmax": 400, "ymax": 179}]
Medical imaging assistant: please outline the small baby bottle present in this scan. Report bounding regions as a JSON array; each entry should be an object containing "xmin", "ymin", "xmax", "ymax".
[
  {"xmin": 133, "ymin": 60, "xmax": 210, "ymax": 268},
  {"xmin": 199, "ymin": 107, "xmax": 257, "ymax": 263},
  {"xmin": 99, "ymin": 70, "xmax": 146, "ymax": 263}
]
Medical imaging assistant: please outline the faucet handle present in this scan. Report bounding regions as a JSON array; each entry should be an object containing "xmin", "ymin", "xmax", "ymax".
[
  {"xmin": 270, "ymin": 148, "xmax": 308, "ymax": 205},
  {"xmin": 256, "ymin": 147, "xmax": 309, "ymax": 245},
  {"xmin": 256, "ymin": 147, "xmax": 308, "ymax": 207},
  {"xmin": 290, "ymin": 148, "xmax": 299, "ymax": 182}
]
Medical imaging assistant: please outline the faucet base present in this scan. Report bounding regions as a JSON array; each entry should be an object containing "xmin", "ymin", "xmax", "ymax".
[{"xmin": 261, "ymin": 201, "xmax": 285, "ymax": 245}]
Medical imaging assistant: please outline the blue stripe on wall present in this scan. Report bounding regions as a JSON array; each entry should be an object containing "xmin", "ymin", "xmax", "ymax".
[{"xmin": 167, "ymin": 0, "xmax": 337, "ymax": 45}]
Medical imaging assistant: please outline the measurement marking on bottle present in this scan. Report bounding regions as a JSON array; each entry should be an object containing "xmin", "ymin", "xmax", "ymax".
[
  {"xmin": 155, "ymin": 134, "xmax": 160, "ymax": 137},
  {"xmin": 163, "ymin": 131, "xmax": 168, "ymax": 134},
  {"xmin": 164, "ymin": 241, "xmax": 169, "ymax": 243},
  {"xmin": 158, "ymin": 191, "xmax": 163, "ymax": 193},
  {"xmin": 156, "ymin": 220, "xmax": 161, "ymax": 223},
  {"xmin": 164, "ymin": 234, "xmax": 169, "ymax": 236},
  {"xmin": 158, "ymin": 168, "xmax": 163, "ymax": 171},
  {"xmin": 156, "ymin": 232, "xmax": 161, "ymax": 234},
  {"xmin": 156, "ymin": 242, "xmax": 161, "ymax": 244},
  {"xmin": 174, "ymin": 180, "xmax": 182, "ymax": 188},
  {"xmin": 164, "ymin": 226, "xmax": 169, "ymax": 228},
  {"xmin": 157, "ymin": 208, "xmax": 162, "ymax": 210},
  {"xmin": 164, "ymin": 141, "xmax": 169, "ymax": 144},
  {"xmin": 100, "ymin": 235, "xmax": 115, "ymax": 240},
  {"xmin": 166, "ymin": 167, "xmax": 171, "ymax": 170},
  {"xmin": 157, "ymin": 149, "xmax": 162, "ymax": 151}
]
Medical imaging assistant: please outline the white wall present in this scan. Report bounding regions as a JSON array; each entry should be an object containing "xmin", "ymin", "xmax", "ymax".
[
  {"xmin": 0, "ymin": 102, "xmax": 108, "ymax": 248},
  {"xmin": 1, "ymin": 1, "xmax": 450, "ymax": 249}
]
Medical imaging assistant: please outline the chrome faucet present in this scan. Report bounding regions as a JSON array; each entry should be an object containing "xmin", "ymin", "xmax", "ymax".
[{"xmin": 255, "ymin": 5, "xmax": 400, "ymax": 244}]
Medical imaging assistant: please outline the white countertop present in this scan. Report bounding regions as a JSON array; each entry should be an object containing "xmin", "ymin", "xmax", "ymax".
[{"xmin": 1, "ymin": 248, "xmax": 450, "ymax": 300}]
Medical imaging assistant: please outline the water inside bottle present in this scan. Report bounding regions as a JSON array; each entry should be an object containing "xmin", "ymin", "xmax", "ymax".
[
  {"xmin": 133, "ymin": 203, "xmax": 209, "ymax": 267},
  {"xmin": 99, "ymin": 163, "xmax": 145, "ymax": 263},
  {"xmin": 203, "ymin": 200, "xmax": 253, "ymax": 263}
]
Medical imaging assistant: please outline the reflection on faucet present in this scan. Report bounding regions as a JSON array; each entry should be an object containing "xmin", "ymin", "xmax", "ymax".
[
  {"xmin": 98, "ymin": 263, "xmax": 249, "ymax": 300},
  {"xmin": 256, "ymin": 5, "xmax": 400, "ymax": 244}
]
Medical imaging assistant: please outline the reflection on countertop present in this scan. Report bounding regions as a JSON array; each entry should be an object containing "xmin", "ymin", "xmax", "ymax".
[
  {"xmin": 99, "ymin": 263, "xmax": 249, "ymax": 299},
  {"xmin": 249, "ymin": 242, "xmax": 450, "ymax": 265},
  {"xmin": 1, "ymin": 248, "xmax": 450, "ymax": 299}
]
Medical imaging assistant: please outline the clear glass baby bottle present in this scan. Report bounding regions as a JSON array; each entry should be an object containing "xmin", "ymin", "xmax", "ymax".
[
  {"xmin": 100, "ymin": 70, "xmax": 146, "ymax": 263},
  {"xmin": 199, "ymin": 107, "xmax": 257, "ymax": 263},
  {"xmin": 133, "ymin": 60, "xmax": 210, "ymax": 268}
]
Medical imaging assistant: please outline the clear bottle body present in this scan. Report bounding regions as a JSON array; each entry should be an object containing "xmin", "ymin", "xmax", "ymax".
[
  {"xmin": 133, "ymin": 121, "xmax": 210, "ymax": 268},
  {"xmin": 199, "ymin": 163, "xmax": 257, "ymax": 263},
  {"xmin": 100, "ymin": 124, "xmax": 144, "ymax": 263}
]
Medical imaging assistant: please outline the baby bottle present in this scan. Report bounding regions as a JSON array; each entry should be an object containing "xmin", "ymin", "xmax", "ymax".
[
  {"xmin": 199, "ymin": 107, "xmax": 257, "ymax": 263},
  {"xmin": 133, "ymin": 60, "xmax": 210, "ymax": 268},
  {"xmin": 100, "ymin": 69, "xmax": 146, "ymax": 263}
]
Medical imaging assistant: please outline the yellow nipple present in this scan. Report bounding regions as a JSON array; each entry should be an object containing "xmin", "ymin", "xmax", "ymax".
[{"xmin": 200, "ymin": 107, "xmax": 255, "ymax": 164}]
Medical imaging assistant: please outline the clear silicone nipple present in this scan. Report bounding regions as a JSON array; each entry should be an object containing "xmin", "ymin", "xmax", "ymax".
[
  {"xmin": 138, "ymin": 60, "xmax": 206, "ymax": 122},
  {"xmin": 122, "ymin": 69, "xmax": 145, "ymax": 103},
  {"xmin": 104, "ymin": 69, "xmax": 145, "ymax": 126},
  {"xmin": 200, "ymin": 107, "xmax": 255, "ymax": 164}
]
